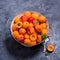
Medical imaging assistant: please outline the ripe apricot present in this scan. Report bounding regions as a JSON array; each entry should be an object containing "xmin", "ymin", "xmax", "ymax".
[
  {"xmin": 47, "ymin": 44, "xmax": 55, "ymax": 52},
  {"xmin": 32, "ymin": 13, "xmax": 39, "ymax": 19},
  {"xmin": 41, "ymin": 29, "xmax": 48, "ymax": 36},
  {"xmin": 38, "ymin": 15, "xmax": 46, "ymax": 23},
  {"xmin": 16, "ymin": 22, "xmax": 22, "ymax": 28},
  {"xmin": 20, "ymin": 15, "xmax": 27, "ymax": 22},
  {"xmin": 24, "ymin": 11, "xmax": 31, "ymax": 18},
  {"xmin": 29, "ymin": 23, "xmax": 34, "ymax": 27},
  {"xmin": 23, "ymin": 22, "xmax": 29, "ymax": 28},
  {"xmin": 14, "ymin": 17, "xmax": 20, "ymax": 23},
  {"xmin": 31, "ymin": 41, "xmax": 36, "ymax": 46},
  {"xmin": 35, "ymin": 24, "xmax": 42, "ymax": 33},
  {"xmin": 27, "ymin": 27, "xmax": 35, "ymax": 34},
  {"xmin": 24, "ymin": 34, "xmax": 29, "ymax": 39},
  {"xmin": 40, "ymin": 23, "xmax": 47, "ymax": 29},
  {"xmin": 37, "ymin": 35, "xmax": 42, "ymax": 43},
  {"xmin": 17, "ymin": 35, "xmax": 24, "ymax": 42},
  {"xmin": 12, "ymin": 24, "xmax": 17, "ymax": 31},
  {"xmin": 19, "ymin": 28, "xmax": 26, "ymax": 34},
  {"xmin": 12, "ymin": 31, "xmax": 19, "ymax": 38},
  {"xmin": 24, "ymin": 39, "xmax": 31, "ymax": 45},
  {"xmin": 30, "ymin": 34, "xmax": 37, "ymax": 41}
]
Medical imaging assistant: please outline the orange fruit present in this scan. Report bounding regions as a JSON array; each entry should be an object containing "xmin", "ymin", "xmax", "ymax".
[
  {"xmin": 24, "ymin": 39, "xmax": 31, "ymax": 45},
  {"xmin": 12, "ymin": 31, "xmax": 19, "ymax": 38},
  {"xmin": 24, "ymin": 11, "xmax": 31, "ymax": 18},
  {"xmin": 41, "ymin": 29, "xmax": 48, "ymax": 36},
  {"xmin": 27, "ymin": 27, "xmax": 35, "ymax": 34},
  {"xmin": 19, "ymin": 28, "xmax": 26, "ymax": 34},
  {"xmin": 23, "ymin": 22, "xmax": 29, "ymax": 28},
  {"xmin": 30, "ymin": 34, "xmax": 37, "ymax": 41},
  {"xmin": 16, "ymin": 34, "xmax": 24, "ymax": 42},
  {"xmin": 32, "ymin": 13, "xmax": 39, "ymax": 19},
  {"xmin": 14, "ymin": 17, "xmax": 20, "ymax": 23},
  {"xmin": 16, "ymin": 22, "xmax": 22, "ymax": 28},
  {"xmin": 37, "ymin": 35, "xmax": 42, "ymax": 43},
  {"xmin": 29, "ymin": 23, "xmax": 34, "ymax": 27},
  {"xmin": 24, "ymin": 34, "xmax": 29, "ymax": 39},
  {"xmin": 31, "ymin": 41, "xmax": 36, "ymax": 46},
  {"xmin": 12, "ymin": 24, "xmax": 17, "ymax": 31},
  {"xmin": 35, "ymin": 24, "xmax": 42, "ymax": 33},
  {"xmin": 47, "ymin": 44, "xmax": 55, "ymax": 52},
  {"xmin": 38, "ymin": 16, "xmax": 46, "ymax": 23},
  {"xmin": 20, "ymin": 15, "xmax": 27, "ymax": 22},
  {"xmin": 40, "ymin": 23, "xmax": 47, "ymax": 29}
]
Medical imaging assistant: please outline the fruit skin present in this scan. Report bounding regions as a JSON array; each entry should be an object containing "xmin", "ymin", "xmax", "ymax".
[
  {"xmin": 38, "ymin": 16, "xmax": 46, "ymax": 23},
  {"xmin": 14, "ymin": 17, "xmax": 20, "ymax": 23},
  {"xmin": 24, "ymin": 11, "xmax": 31, "ymax": 18},
  {"xmin": 23, "ymin": 22, "xmax": 29, "ymax": 28},
  {"xmin": 27, "ymin": 27, "xmax": 35, "ymax": 34},
  {"xmin": 35, "ymin": 24, "xmax": 42, "ymax": 33},
  {"xmin": 20, "ymin": 16, "xmax": 27, "ymax": 22},
  {"xmin": 17, "ymin": 35, "xmax": 24, "ymax": 42},
  {"xmin": 12, "ymin": 24, "xmax": 17, "ymax": 31},
  {"xmin": 40, "ymin": 23, "xmax": 47, "ymax": 29},
  {"xmin": 32, "ymin": 13, "xmax": 39, "ymax": 19},
  {"xmin": 37, "ymin": 35, "xmax": 42, "ymax": 43},
  {"xmin": 47, "ymin": 44, "xmax": 55, "ymax": 52},
  {"xmin": 16, "ymin": 22, "xmax": 22, "ymax": 28},
  {"xmin": 19, "ymin": 28, "xmax": 26, "ymax": 34},
  {"xmin": 29, "ymin": 23, "xmax": 34, "ymax": 27},
  {"xmin": 12, "ymin": 31, "xmax": 19, "ymax": 38},
  {"xmin": 30, "ymin": 34, "xmax": 37, "ymax": 41},
  {"xmin": 24, "ymin": 34, "xmax": 29, "ymax": 39},
  {"xmin": 31, "ymin": 41, "xmax": 36, "ymax": 46},
  {"xmin": 41, "ymin": 29, "xmax": 48, "ymax": 36},
  {"xmin": 27, "ymin": 17, "xmax": 34, "ymax": 23},
  {"xmin": 24, "ymin": 39, "xmax": 31, "ymax": 45}
]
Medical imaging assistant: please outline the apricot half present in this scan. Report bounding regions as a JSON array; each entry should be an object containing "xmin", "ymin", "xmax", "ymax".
[{"xmin": 30, "ymin": 34, "xmax": 37, "ymax": 41}]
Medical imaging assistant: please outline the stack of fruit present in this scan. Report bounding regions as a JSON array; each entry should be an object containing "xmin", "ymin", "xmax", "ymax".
[{"xmin": 11, "ymin": 11, "xmax": 48, "ymax": 46}]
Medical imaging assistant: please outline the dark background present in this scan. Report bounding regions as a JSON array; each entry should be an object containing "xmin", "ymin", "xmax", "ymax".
[{"xmin": 0, "ymin": 0, "xmax": 60, "ymax": 60}]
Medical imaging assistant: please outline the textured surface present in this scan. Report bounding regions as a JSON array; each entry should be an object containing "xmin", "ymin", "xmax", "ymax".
[{"xmin": 0, "ymin": 0, "xmax": 60, "ymax": 60}]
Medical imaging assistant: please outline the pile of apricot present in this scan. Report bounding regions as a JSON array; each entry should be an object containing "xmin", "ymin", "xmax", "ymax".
[{"xmin": 11, "ymin": 11, "xmax": 48, "ymax": 46}]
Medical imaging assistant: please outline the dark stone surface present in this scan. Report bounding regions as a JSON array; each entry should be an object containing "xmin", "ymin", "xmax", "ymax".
[{"xmin": 0, "ymin": 0, "xmax": 60, "ymax": 60}]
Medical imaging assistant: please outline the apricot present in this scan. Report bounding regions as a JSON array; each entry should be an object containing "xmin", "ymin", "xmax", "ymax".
[
  {"xmin": 19, "ymin": 28, "xmax": 26, "ymax": 34},
  {"xmin": 14, "ymin": 17, "xmax": 20, "ymax": 23},
  {"xmin": 23, "ymin": 22, "xmax": 29, "ymax": 28},
  {"xmin": 27, "ymin": 17, "xmax": 34, "ymax": 23},
  {"xmin": 24, "ymin": 39, "xmax": 31, "ymax": 45},
  {"xmin": 35, "ymin": 24, "xmax": 42, "ymax": 33},
  {"xmin": 24, "ymin": 34, "xmax": 29, "ymax": 39},
  {"xmin": 12, "ymin": 24, "xmax": 17, "ymax": 31},
  {"xmin": 27, "ymin": 27, "xmax": 35, "ymax": 34},
  {"xmin": 38, "ymin": 15, "xmax": 46, "ymax": 23},
  {"xmin": 47, "ymin": 44, "xmax": 55, "ymax": 52},
  {"xmin": 37, "ymin": 35, "xmax": 42, "ymax": 43},
  {"xmin": 12, "ymin": 31, "xmax": 19, "ymax": 38},
  {"xmin": 20, "ymin": 15, "xmax": 27, "ymax": 22},
  {"xmin": 30, "ymin": 34, "xmax": 37, "ymax": 41},
  {"xmin": 17, "ymin": 35, "xmax": 24, "ymax": 42},
  {"xmin": 40, "ymin": 23, "xmax": 47, "ymax": 29},
  {"xmin": 31, "ymin": 41, "xmax": 36, "ymax": 46},
  {"xmin": 24, "ymin": 11, "xmax": 31, "ymax": 18},
  {"xmin": 41, "ymin": 29, "xmax": 48, "ymax": 36},
  {"xmin": 29, "ymin": 23, "xmax": 34, "ymax": 27},
  {"xmin": 32, "ymin": 13, "xmax": 39, "ymax": 19},
  {"xmin": 16, "ymin": 22, "xmax": 22, "ymax": 28}
]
